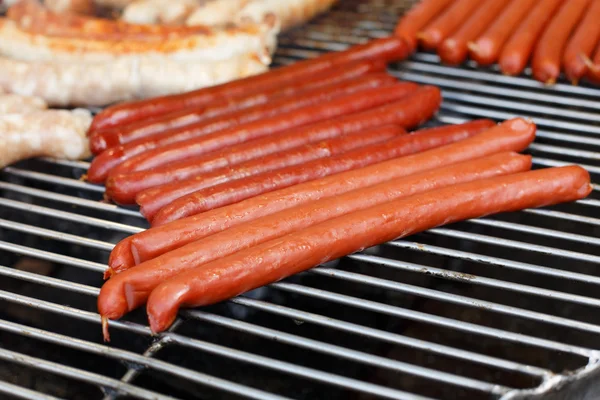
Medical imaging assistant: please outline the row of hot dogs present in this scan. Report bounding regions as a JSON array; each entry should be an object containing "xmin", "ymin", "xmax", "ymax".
[
  {"xmin": 395, "ymin": 0, "xmax": 600, "ymax": 85},
  {"xmin": 90, "ymin": 36, "xmax": 592, "ymax": 341}
]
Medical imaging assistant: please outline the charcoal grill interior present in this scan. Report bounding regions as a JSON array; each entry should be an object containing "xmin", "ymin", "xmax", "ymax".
[{"xmin": 1, "ymin": 1, "xmax": 599, "ymax": 399}]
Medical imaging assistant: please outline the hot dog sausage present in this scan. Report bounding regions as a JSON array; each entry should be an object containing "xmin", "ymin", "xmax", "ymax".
[
  {"xmin": 468, "ymin": 0, "xmax": 537, "ymax": 66},
  {"xmin": 88, "ymin": 71, "xmax": 393, "ymax": 154},
  {"xmin": 563, "ymin": 0, "xmax": 600, "ymax": 84},
  {"xmin": 394, "ymin": 0, "xmax": 454, "ymax": 52},
  {"xmin": 89, "ymin": 59, "xmax": 385, "ymax": 143},
  {"xmin": 417, "ymin": 0, "xmax": 480, "ymax": 50},
  {"xmin": 106, "ymin": 118, "xmax": 519, "ymax": 275},
  {"xmin": 104, "ymin": 84, "xmax": 433, "ymax": 204},
  {"xmin": 136, "ymin": 125, "xmax": 405, "ymax": 221},
  {"xmin": 144, "ymin": 165, "xmax": 591, "ymax": 333},
  {"xmin": 585, "ymin": 42, "xmax": 600, "ymax": 84},
  {"xmin": 89, "ymin": 37, "xmax": 410, "ymax": 132},
  {"xmin": 532, "ymin": 0, "xmax": 591, "ymax": 84},
  {"xmin": 98, "ymin": 152, "xmax": 531, "ymax": 334},
  {"xmin": 438, "ymin": 0, "xmax": 508, "ymax": 65},
  {"xmin": 92, "ymin": 82, "xmax": 416, "ymax": 185},
  {"xmin": 498, "ymin": 0, "xmax": 563, "ymax": 76},
  {"xmin": 150, "ymin": 120, "xmax": 478, "ymax": 224}
]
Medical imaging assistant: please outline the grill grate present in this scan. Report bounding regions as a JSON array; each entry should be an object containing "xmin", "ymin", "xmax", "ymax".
[{"xmin": 1, "ymin": 1, "xmax": 599, "ymax": 399}]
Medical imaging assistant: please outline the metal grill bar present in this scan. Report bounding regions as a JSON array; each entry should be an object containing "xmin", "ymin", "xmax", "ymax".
[
  {"xmin": 0, "ymin": 260, "xmax": 556, "ymax": 377},
  {"xmin": 0, "ymin": 198, "xmax": 142, "ymax": 234},
  {"xmin": 0, "ymin": 181, "xmax": 143, "ymax": 218},
  {"xmin": 0, "ymin": 346, "xmax": 178, "ymax": 400},
  {"xmin": 312, "ymin": 268, "xmax": 600, "ymax": 336},
  {"xmin": 0, "ymin": 380, "xmax": 62, "ymax": 400},
  {"xmin": 0, "ymin": 289, "xmax": 440, "ymax": 400},
  {"xmin": 389, "ymin": 241, "xmax": 600, "ymax": 286},
  {"xmin": 2, "ymin": 167, "xmax": 105, "ymax": 193}
]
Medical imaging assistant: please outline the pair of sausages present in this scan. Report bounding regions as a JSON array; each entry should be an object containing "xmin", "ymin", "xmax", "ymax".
[
  {"xmin": 88, "ymin": 72, "xmax": 398, "ymax": 182},
  {"xmin": 104, "ymin": 84, "xmax": 439, "ymax": 204},
  {"xmin": 98, "ymin": 150, "xmax": 533, "ymax": 340},
  {"xmin": 141, "ymin": 164, "xmax": 590, "ymax": 334},
  {"xmin": 437, "ymin": 0, "xmax": 508, "ymax": 66},
  {"xmin": 87, "ymin": 62, "xmax": 388, "ymax": 155},
  {"xmin": 89, "ymin": 36, "xmax": 410, "ymax": 133},
  {"xmin": 531, "ymin": 0, "xmax": 592, "ymax": 84},
  {"xmin": 105, "ymin": 118, "xmax": 531, "ymax": 276}
]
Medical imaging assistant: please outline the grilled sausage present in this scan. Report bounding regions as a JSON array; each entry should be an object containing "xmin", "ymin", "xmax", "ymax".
[
  {"xmin": 92, "ymin": 82, "xmax": 416, "ymax": 185},
  {"xmin": 531, "ymin": 0, "xmax": 592, "ymax": 84},
  {"xmin": 89, "ymin": 36, "xmax": 410, "ymax": 132},
  {"xmin": 438, "ymin": 0, "xmax": 508, "ymax": 65},
  {"xmin": 98, "ymin": 152, "xmax": 531, "ymax": 336},
  {"xmin": 563, "ymin": 0, "xmax": 600, "ymax": 84},
  {"xmin": 88, "ymin": 71, "xmax": 394, "ymax": 154},
  {"xmin": 468, "ymin": 0, "xmax": 537, "ymax": 66},
  {"xmin": 144, "ymin": 165, "xmax": 591, "ymax": 333},
  {"xmin": 393, "ymin": 0, "xmax": 454, "ymax": 52},
  {"xmin": 106, "ymin": 118, "xmax": 515, "ymax": 275},
  {"xmin": 104, "ymin": 84, "xmax": 434, "ymax": 204},
  {"xmin": 88, "ymin": 59, "xmax": 385, "ymax": 140},
  {"xmin": 417, "ymin": 0, "xmax": 481, "ymax": 50},
  {"xmin": 150, "ymin": 121, "xmax": 478, "ymax": 223},
  {"xmin": 136, "ymin": 125, "xmax": 405, "ymax": 221},
  {"xmin": 498, "ymin": 0, "xmax": 563, "ymax": 76},
  {"xmin": 0, "ymin": 109, "xmax": 91, "ymax": 169}
]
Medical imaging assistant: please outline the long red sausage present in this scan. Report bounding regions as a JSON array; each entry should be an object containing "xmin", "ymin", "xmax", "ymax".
[
  {"xmin": 498, "ymin": 0, "xmax": 563, "ymax": 76},
  {"xmin": 89, "ymin": 59, "xmax": 385, "ymax": 140},
  {"xmin": 98, "ymin": 152, "xmax": 531, "ymax": 335},
  {"xmin": 585, "ymin": 42, "xmax": 600, "ymax": 84},
  {"xmin": 563, "ymin": 0, "xmax": 600, "ymax": 84},
  {"xmin": 87, "ymin": 75, "xmax": 399, "ymax": 182},
  {"xmin": 438, "ymin": 0, "xmax": 508, "ymax": 65},
  {"xmin": 394, "ymin": 0, "xmax": 454, "ymax": 52},
  {"xmin": 417, "ymin": 0, "xmax": 481, "ymax": 50},
  {"xmin": 106, "ymin": 118, "xmax": 525, "ymax": 275},
  {"xmin": 144, "ymin": 165, "xmax": 592, "ymax": 334},
  {"xmin": 532, "ymin": 0, "xmax": 592, "ymax": 84},
  {"xmin": 136, "ymin": 125, "xmax": 405, "ymax": 221},
  {"xmin": 150, "ymin": 123, "xmax": 483, "ymax": 224},
  {"xmin": 104, "ymin": 85, "xmax": 437, "ymax": 204},
  {"xmin": 89, "ymin": 71, "xmax": 393, "ymax": 154},
  {"xmin": 93, "ymin": 82, "xmax": 416, "ymax": 185},
  {"xmin": 468, "ymin": 0, "xmax": 537, "ymax": 66},
  {"xmin": 89, "ymin": 37, "xmax": 410, "ymax": 132}
]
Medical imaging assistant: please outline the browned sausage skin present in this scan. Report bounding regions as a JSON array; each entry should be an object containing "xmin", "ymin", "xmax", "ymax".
[
  {"xmin": 145, "ymin": 165, "xmax": 591, "ymax": 334},
  {"xmin": 98, "ymin": 152, "xmax": 531, "ymax": 340}
]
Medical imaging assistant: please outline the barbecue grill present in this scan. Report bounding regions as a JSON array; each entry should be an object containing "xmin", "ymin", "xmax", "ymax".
[{"xmin": 1, "ymin": 1, "xmax": 599, "ymax": 399}]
